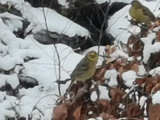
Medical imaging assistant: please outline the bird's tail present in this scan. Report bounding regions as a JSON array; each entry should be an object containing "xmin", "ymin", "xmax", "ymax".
[{"xmin": 64, "ymin": 80, "xmax": 74, "ymax": 97}]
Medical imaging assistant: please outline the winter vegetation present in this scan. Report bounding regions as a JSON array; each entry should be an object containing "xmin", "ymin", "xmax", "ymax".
[{"xmin": 0, "ymin": 0, "xmax": 160, "ymax": 120}]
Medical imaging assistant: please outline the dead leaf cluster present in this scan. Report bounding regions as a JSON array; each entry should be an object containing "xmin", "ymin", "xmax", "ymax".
[{"xmin": 52, "ymin": 19, "xmax": 160, "ymax": 120}]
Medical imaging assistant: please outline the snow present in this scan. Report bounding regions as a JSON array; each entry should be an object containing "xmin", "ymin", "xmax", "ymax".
[
  {"xmin": 0, "ymin": 55, "xmax": 23, "ymax": 70},
  {"xmin": 0, "ymin": 1, "xmax": 90, "ymax": 38},
  {"xmin": 58, "ymin": 0, "xmax": 69, "ymax": 7},
  {"xmin": 149, "ymin": 67, "xmax": 160, "ymax": 75},
  {"xmin": 152, "ymin": 91, "xmax": 160, "ymax": 104},
  {"xmin": 139, "ymin": 96, "xmax": 147, "ymax": 109},
  {"xmin": 96, "ymin": 0, "xmax": 133, "ymax": 4},
  {"xmin": 122, "ymin": 70, "xmax": 138, "ymax": 87},
  {"xmin": 107, "ymin": 0, "xmax": 160, "ymax": 44},
  {"xmin": 0, "ymin": 74, "xmax": 19, "ymax": 89},
  {"xmin": 104, "ymin": 69, "xmax": 118, "ymax": 87},
  {"xmin": 0, "ymin": 0, "xmax": 88, "ymax": 118},
  {"xmin": 0, "ymin": 12, "xmax": 23, "ymax": 20},
  {"xmin": 0, "ymin": 92, "xmax": 6, "ymax": 103},
  {"xmin": 137, "ymin": 65, "xmax": 146, "ymax": 76},
  {"xmin": 0, "ymin": 0, "xmax": 159, "ymax": 119},
  {"xmin": 141, "ymin": 33, "xmax": 157, "ymax": 63},
  {"xmin": 88, "ymin": 117, "xmax": 103, "ymax": 120},
  {"xmin": 110, "ymin": 49, "xmax": 129, "ymax": 58},
  {"xmin": 98, "ymin": 86, "xmax": 110, "ymax": 100},
  {"xmin": 107, "ymin": 4, "xmax": 140, "ymax": 44},
  {"xmin": 11, "ymin": 86, "xmax": 56, "ymax": 119},
  {"xmin": 0, "ymin": 96, "xmax": 17, "ymax": 120},
  {"xmin": 91, "ymin": 91, "xmax": 98, "ymax": 101},
  {"xmin": 23, "ymin": 7, "xmax": 90, "ymax": 37}
]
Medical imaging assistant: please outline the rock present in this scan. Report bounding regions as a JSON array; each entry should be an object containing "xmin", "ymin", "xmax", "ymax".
[
  {"xmin": 18, "ymin": 74, "xmax": 39, "ymax": 89},
  {"xmin": 14, "ymin": 20, "xmax": 30, "ymax": 38},
  {"xmin": 33, "ymin": 29, "xmax": 93, "ymax": 50},
  {"xmin": 25, "ymin": 0, "xmax": 128, "ymax": 50},
  {"xmin": 0, "ymin": 82, "xmax": 18, "ymax": 96},
  {"xmin": 24, "ymin": 0, "xmax": 62, "ymax": 13},
  {"xmin": 0, "ymin": 3, "xmax": 22, "ymax": 17},
  {"xmin": 108, "ymin": 2, "xmax": 128, "ymax": 16},
  {"xmin": 65, "ymin": 1, "xmax": 127, "ymax": 48}
]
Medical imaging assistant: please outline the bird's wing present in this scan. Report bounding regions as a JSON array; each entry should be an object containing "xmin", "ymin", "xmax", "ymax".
[
  {"xmin": 141, "ymin": 6, "xmax": 155, "ymax": 20},
  {"xmin": 134, "ymin": 9, "xmax": 142, "ymax": 16},
  {"xmin": 70, "ymin": 57, "xmax": 89, "ymax": 79}
]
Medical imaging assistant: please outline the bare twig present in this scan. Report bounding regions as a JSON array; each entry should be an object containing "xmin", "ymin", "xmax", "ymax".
[
  {"xmin": 153, "ymin": 0, "xmax": 160, "ymax": 12},
  {"xmin": 87, "ymin": 17, "xmax": 101, "ymax": 32},
  {"xmin": 30, "ymin": 94, "xmax": 58, "ymax": 117},
  {"xmin": 42, "ymin": 7, "xmax": 62, "ymax": 96},
  {"xmin": 122, "ymin": 87, "xmax": 135, "ymax": 99},
  {"xmin": 97, "ymin": 0, "xmax": 111, "ymax": 54},
  {"xmin": 98, "ymin": 54, "xmax": 111, "ymax": 58}
]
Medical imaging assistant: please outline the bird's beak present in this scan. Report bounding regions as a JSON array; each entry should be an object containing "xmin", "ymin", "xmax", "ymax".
[{"xmin": 90, "ymin": 55, "xmax": 96, "ymax": 59}]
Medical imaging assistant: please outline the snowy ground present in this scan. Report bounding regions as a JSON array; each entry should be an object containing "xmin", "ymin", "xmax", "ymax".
[{"xmin": 0, "ymin": 0, "xmax": 160, "ymax": 120}]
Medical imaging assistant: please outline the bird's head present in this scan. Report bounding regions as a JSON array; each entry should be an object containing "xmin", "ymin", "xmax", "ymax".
[
  {"xmin": 87, "ymin": 51, "xmax": 98, "ymax": 62},
  {"xmin": 131, "ymin": 0, "xmax": 142, "ymax": 8}
]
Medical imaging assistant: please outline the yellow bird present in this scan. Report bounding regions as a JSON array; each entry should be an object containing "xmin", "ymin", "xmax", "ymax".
[
  {"xmin": 129, "ymin": 0, "xmax": 155, "ymax": 25},
  {"xmin": 66, "ymin": 50, "xmax": 98, "ymax": 93}
]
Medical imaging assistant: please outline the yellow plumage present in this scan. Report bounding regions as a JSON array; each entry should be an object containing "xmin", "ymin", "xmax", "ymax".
[
  {"xmin": 129, "ymin": 0, "xmax": 155, "ymax": 25},
  {"xmin": 66, "ymin": 50, "xmax": 98, "ymax": 93}
]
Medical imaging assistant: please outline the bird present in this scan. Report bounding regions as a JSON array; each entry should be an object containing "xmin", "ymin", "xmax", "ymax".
[
  {"xmin": 129, "ymin": 0, "xmax": 155, "ymax": 25},
  {"xmin": 66, "ymin": 50, "xmax": 98, "ymax": 94}
]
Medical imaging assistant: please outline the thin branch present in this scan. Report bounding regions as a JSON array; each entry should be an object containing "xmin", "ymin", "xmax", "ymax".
[
  {"xmin": 97, "ymin": 0, "xmax": 111, "ymax": 54},
  {"xmin": 87, "ymin": 17, "xmax": 101, "ymax": 32},
  {"xmin": 153, "ymin": 0, "xmax": 160, "ymax": 12},
  {"xmin": 42, "ymin": 7, "xmax": 62, "ymax": 96},
  {"xmin": 119, "ymin": 27, "xmax": 137, "ymax": 36},
  {"xmin": 106, "ymin": 8, "xmax": 129, "ymax": 32},
  {"xmin": 122, "ymin": 87, "xmax": 135, "ymax": 99},
  {"xmin": 30, "ymin": 94, "xmax": 58, "ymax": 118},
  {"xmin": 98, "ymin": 54, "xmax": 112, "ymax": 58}
]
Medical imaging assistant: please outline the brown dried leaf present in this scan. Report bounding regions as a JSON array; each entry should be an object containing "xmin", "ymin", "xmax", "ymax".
[
  {"xmin": 151, "ymin": 83, "xmax": 160, "ymax": 94},
  {"xmin": 99, "ymin": 112, "xmax": 116, "ymax": 120},
  {"xmin": 105, "ymin": 45, "xmax": 111, "ymax": 51},
  {"xmin": 109, "ymin": 63, "xmax": 116, "ymax": 70},
  {"xmin": 120, "ymin": 41, "xmax": 129, "ymax": 54},
  {"xmin": 156, "ymin": 30, "xmax": 160, "ymax": 42},
  {"xmin": 150, "ymin": 19, "xmax": 160, "ymax": 30},
  {"xmin": 118, "ymin": 67, "xmax": 124, "ymax": 76},
  {"xmin": 109, "ymin": 87, "xmax": 126, "ymax": 107},
  {"xmin": 106, "ymin": 57, "xmax": 116, "ymax": 64},
  {"xmin": 58, "ymin": 96, "xmax": 66, "ymax": 101},
  {"xmin": 73, "ymin": 106, "xmax": 82, "ymax": 120},
  {"xmin": 154, "ymin": 19, "xmax": 160, "ymax": 26},
  {"xmin": 94, "ymin": 68, "xmax": 106, "ymax": 84},
  {"xmin": 109, "ymin": 87, "xmax": 126, "ymax": 99},
  {"xmin": 149, "ymin": 103, "xmax": 160, "ymax": 120},
  {"xmin": 127, "ymin": 103, "xmax": 142, "ymax": 117},
  {"xmin": 52, "ymin": 103, "xmax": 69, "ymax": 120},
  {"xmin": 127, "ymin": 35, "xmax": 138, "ymax": 45},
  {"xmin": 130, "ymin": 63, "xmax": 139, "ymax": 73},
  {"xmin": 135, "ymin": 78, "xmax": 146, "ymax": 86},
  {"xmin": 145, "ymin": 77, "xmax": 158, "ymax": 94},
  {"xmin": 105, "ymin": 45, "xmax": 117, "ymax": 57},
  {"xmin": 96, "ymin": 99, "xmax": 110, "ymax": 113},
  {"xmin": 71, "ymin": 84, "xmax": 88, "ymax": 105}
]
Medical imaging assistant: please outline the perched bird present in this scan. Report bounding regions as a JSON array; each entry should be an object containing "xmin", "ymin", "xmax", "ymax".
[
  {"xmin": 129, "ymin": 0, "xmax": 155, "ymax": 25},
  {"xmin": 66, "ymin": 50, "xmax": 98, "ymax": 94}
]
